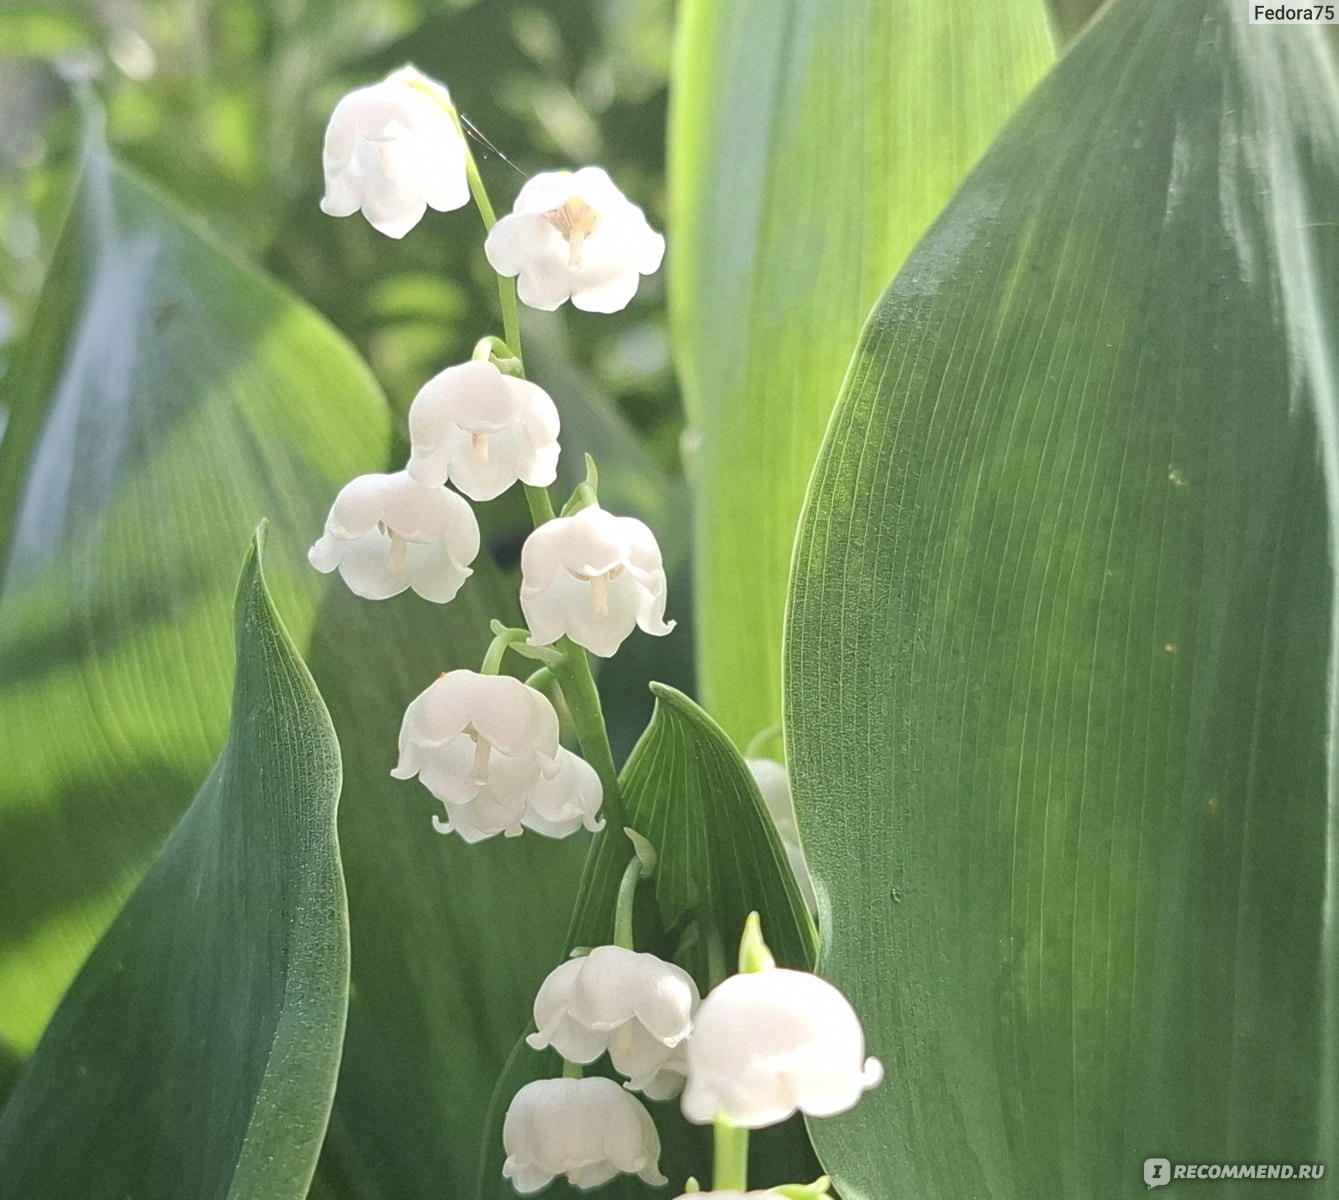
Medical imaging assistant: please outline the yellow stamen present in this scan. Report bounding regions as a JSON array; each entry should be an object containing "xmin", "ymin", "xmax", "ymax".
[
  {"xmin": 471, "ymin": 432, "xmax": 490, "ymax": 462},
  {"xmin": 545, "ymin": 196, "xmax": 602, "ymax": 268}
]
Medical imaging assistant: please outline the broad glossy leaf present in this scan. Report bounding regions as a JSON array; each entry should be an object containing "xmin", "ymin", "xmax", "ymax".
[
  {"xmin": 785, "ymin": 2, "xmax": 1339, "ymax": 1196},
  {"xmin": 0, "ymin": 529, "xmax": 346, "ymax": 1199},
  {"xmin": 0, "ymin": 136, "xmax": 583, "ymax": 1195},
  {"xmin": 669, "ymin": 0, "xmax": 1054, "ymax": 748},
  {"xmin": 475, "ymin": 683, "xmax": 817, "ymax": 1199}
]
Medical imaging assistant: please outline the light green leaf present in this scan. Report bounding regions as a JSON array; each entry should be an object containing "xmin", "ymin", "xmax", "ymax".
[
  {"xmin": 669, "ymin": 0, "xmax": 1054, "ymax": 748},
  {"xmin": 475, "ymin": 683, "xmax": 817, "ymax": 1199},
  {"xmin": 0, "ymin": 132, "xmax": 584, "ymax": 1195},
  {"xmin": 785, "ymin": 2, "xmax": 1339, "ymax": 1196},
  {"xmin": 0, "ymin": 528, "xmax": 347, "ymax": 1200}
]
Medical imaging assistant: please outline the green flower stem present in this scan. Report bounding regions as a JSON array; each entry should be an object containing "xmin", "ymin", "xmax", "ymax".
[
  {"xmin": 459, "ymin": 142, "xmax": 522, "ymax": 365},
  {"xmin": 553, "ymin": 644, "xmax": 624, "ymax": 830},
  {"xmin": 524, "ymin": 666, "xmax": 555, "ymax": 694},
  {"xmin": 712, "ymin": 1115, "xmax": 749, "ymax": 1192},
  {"xmin": 524, "ymin": 482, "xmax": 557, "ymax": 526},
  {"xmin": 446, "ymin": 97, "xmax": 622, "ymax": 848},
  {"xmin": 613, "ymin": 851, "xmax": 643, "ymax": 950},
  {"xmin": 481, "ymin": 626, "xmax": 531, "ymax": 675},
  {"xmin": 562, "ymin": 1058, "xmax": 583, "ymax": 1080}
]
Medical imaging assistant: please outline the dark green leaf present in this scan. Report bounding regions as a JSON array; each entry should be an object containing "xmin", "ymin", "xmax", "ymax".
[
  {"xmin": 785, "ymin": 2, "xmax": 1339, "ymax": 1195},
  {"xmin": 0, "ymin": 528, "xmax": 347, "ymax": 1200},
  {"xmin": 0, "ymin": 133, "xmax": 584, "ymax": 1197},
  {"xmin": 669, "ymin": 0, "xmax": 1054, "ymax": 748},
  {"xmin": 476, "ymin": 683, "xmax": 817, "ymax": 1199}
]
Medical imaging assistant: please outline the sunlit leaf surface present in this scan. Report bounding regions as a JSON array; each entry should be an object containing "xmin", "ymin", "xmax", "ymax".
[
  {"xmin": 670, "ymin": 0, "xmax": 1054, "ymax": 749},
  {"xmin": 0, "ymin": 529, "xmax": 346, "ymax": 1200},
  {"xmin": 786, "ymin": 2, "xmax": 1339, "ymax": 1195}
]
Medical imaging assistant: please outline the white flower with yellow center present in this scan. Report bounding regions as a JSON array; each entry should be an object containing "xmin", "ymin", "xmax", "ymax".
[
  {"xmin": 406, "ymin": 360, "xmax": 560, "ymax": 501},
  {"xmin": 520, "ymin": 505, "xmax": 674, "ymax": 658},
  {"xmin": 308, "ymin": 471, "xmax": 479, "ymax": 603},
  {"xmin": 484, "ymin": 167, "xmax": 666, "ymax": 313},
  {"xmin": 681, "ymin": 967, "xmax": 883, "ymax": 1128},
  {"xmin": 392, "ymin": 671, "xmax": 604, "ymax": 842},
  {"xmin": 320, "ymin": 65, "xmax": 469, "ymax": 239},
  {"xmin": 527, "ymin": 946, "xmax": 699, "ymax": 1099},
  {"xmin": 502, "ymin": 1077, "xmax": 667, "ymax": 1194}
]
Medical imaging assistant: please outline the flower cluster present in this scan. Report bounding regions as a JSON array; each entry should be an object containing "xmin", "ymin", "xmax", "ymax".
[
  {"xmin": 311, "ymin": 65, "xmax": 676, "ymax": 842},
  {"xmin": 312, "ymin": 65, "xmax": 873, "ymax": 1200}
]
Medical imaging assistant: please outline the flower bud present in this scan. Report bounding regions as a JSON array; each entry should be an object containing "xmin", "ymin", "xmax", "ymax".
[
  {"xmin": 520, "ymin": 505, "xmax": 674, "ymax": 658},
  {"xmin": 681, "ymin": 968, "xmax": 883, "ymax": 1128},
  {"xmin": 502, "ymin": 1077, "xmax": 667, "ymax": 1194},
  {"xmin": 406, "ymin": 360, "xmax": 560, "ymax": 501},
  {"xmin": 484, "ymin": 167, "xmax": 665, "ymax": 313},
  {"xmin": 527, "ymin": 946, "xmax": 699, "ymax": 1098},
  {"xmin": 320, "ymin": 65, "xmax": 469, "ymax": 238},
  {"xmin": 308, "ymin": 471, "xmax": 478, "ymax": 603}
]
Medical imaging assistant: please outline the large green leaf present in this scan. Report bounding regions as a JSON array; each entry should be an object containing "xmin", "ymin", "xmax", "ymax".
[
  {"xmin": 785, "ymin": 2, "xmax": 1339, "ymax": 1197},
  {"xmin": 0, "ymin": 528, "xmax": 346, "ymax": 1199},
  {"xmin": 669, "ymin": 0, "xmax": 1054, "ymax": 749},
  {"xmin": 475, "ymin": 683, "xmax": 817, "ymax": 1200},
  {"xmin": 0, "ymin": 134, "xmax": 585, "ymax": 1195}
]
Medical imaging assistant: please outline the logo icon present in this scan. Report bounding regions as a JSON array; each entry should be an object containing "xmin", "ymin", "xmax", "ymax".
[{"xmin": 1145, "ymin": 1158, "xmax": 1172, "ymax": 1189}]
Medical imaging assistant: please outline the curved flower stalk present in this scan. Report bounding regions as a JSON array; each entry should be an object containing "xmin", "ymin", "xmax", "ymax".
[
  {"xmin": 520, "ymin": 505, "xmax": 675, "ymax": 658},
  {"xmin": 406, "ymin": 360, "xmax": 560, "ymax": 501},
  {"xmin": 308, "ymin": 471, "xmax": 479, "ymax": 602},
  {"xmin": 320, "ymin": 65, "xmax": 470, "ymax": 238},
  {"xmin": 671, "ymin": 1190, "xmax": 832, "ymax": 1200},
  {"xmin": 746, "ymin": 759, "xmax": 818, "ymax": 915},
  {"xmin": 484, "ymin": 167, "xmax": 666, "ymax": 313},
  {"xmin": 681, "ymin": 965, "xmax": 883, "ymax": 1128},
  {"xmin": 527, "ymin": 945, "xmax": 699, "ymax": 1099},
  {"xmin": 391, "ymin": 671, "xmax": 603, "ymax": 841},
  {"xmin": 502, "ymin": 1077, "xmax": 667, "ymax": 1194}
]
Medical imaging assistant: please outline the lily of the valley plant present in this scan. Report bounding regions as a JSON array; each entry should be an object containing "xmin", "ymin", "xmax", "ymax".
[{"xmin": 310, "ymin": 63, "xmax": 873, "ymax": 1194}]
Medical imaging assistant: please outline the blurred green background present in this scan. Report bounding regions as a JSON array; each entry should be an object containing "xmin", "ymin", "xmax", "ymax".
[{"xmin": 0, "ymin": 0, "xmax": 681, "ymax": 468}]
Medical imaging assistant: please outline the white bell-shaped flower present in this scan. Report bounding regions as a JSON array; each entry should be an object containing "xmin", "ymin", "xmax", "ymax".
[
  {"xmin": 320, "ymin": 65, "xmax": 469, "ymax": 238},
  {"xmin": 309, "ymin": 471, "xmax": 479, "ymax": 603},
  {"xmin": 391, "ymin": 671, "xmax": 572, "ymax": 841},
  {"xmin": 502, "ymin": 1077, "xmax": 667, "ymax": 1194},
  {"xmin": 527, "ymin": 946, "xmax": 699, "ymax": 1099},
  {"xmin": 520, "ymin": 749, "xmax": 606, "ymax": 838},
  {"xmin": 747, "ymin": 759, "xmax": 817, "ymax": 916},
  {"xmin": 681, "ymin": 967, "xmax": 883, "ymax": 1128},
  {"xmin": 406, "ymin": 360, "xmax": 560, "ymax": 501},
  {"xmin": 520, "ymin": 505, "xmax": 674, "ymax": 658},
  {"xmin": 484, "ymin": 167, "xmax": 665, "ymax": 313}
]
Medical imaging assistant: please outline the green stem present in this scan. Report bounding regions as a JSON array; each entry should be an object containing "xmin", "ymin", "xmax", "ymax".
[
  {"xmin": 613, "ymin": 852, "xmax": 642, "ymax": 949},
  {"xmin": 712, "ymin": 1115, "xmax": 749, "ymax": 1192},
  {"xmin": 562, "ymin": 1058, "xmax": 583, "ymax": 1080},
  {"xmin": 481, "ymin": 626, "xmax": 530, "ymax": 675},
  {"xmin": 460, "ymin": 145, "xmax": 522, "ymax": 364},
  {"xmin": 524, "ymin": 666, "xmax": 555, "ymax": 694},
  {"xmin": 553, "ymin": 644, "xmax": 623, "ymax": 829},
  {"xmin": 524, "ymin": 482, "xmax": 557, "ymax": 525}
]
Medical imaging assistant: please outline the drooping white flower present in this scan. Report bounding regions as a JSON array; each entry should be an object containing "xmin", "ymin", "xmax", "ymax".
[
  {"xmin": 320, "ymin": 66, "xmax": 469, "ymax": 238},
  {"xmin": 502, "ymin": 1077, "xmax": 667, "ymax": 1194},
  {"xmin": 520, "ymin": 749, "xmax": 606, "ymax": 838},
  {"xmin": 527, "ymin": 946, "xmax": 699, "ymax": 1099},
  {"xmin": 681, "ymin": 967, "xmax": 883, "ymax": 1128},
  {"xmin": 520, "ymin": 505, "xmax": 674, "ymax": 658},
  {"xmin": 406, "ymin": 360, "xmax": 560, "ymax": 501},
  {"xmin": 392, "ymin": 671, "xmax": 593, "ymax": 841},
  {"xmin": 746, "ymin": 759, "xmax": 817, "ymax": 916},
  {"xmin": 484, "ymin": 167, "xmax": 665, "ymax": 313},
  {"xmin": 308, "ymin": 471, "xmax": 479, "ymax": 603}
]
